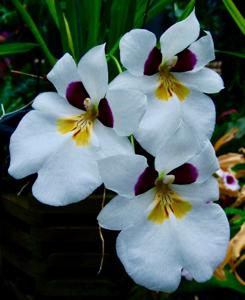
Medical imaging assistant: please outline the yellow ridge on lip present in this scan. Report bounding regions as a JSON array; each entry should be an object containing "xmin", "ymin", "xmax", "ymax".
[
  {"xmin": 148, "ymin": 183, "xmax": 192, "ymax": 224},
  {"xmin": 155, "ymin": 65, "xmax": 189, "ymax": 101},
  {"xmin": 57, "ymin": 103, "xmax": 97, "ymax": 147}
]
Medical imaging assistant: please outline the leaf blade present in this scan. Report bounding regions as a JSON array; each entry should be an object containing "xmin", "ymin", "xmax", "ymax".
[
  {"xmin": 223, "ymin": 0, "xmax": 245, "ymax": 35},
  {"xmin": 0, "ymin": 42, "xmax": 38, "ymax": 55}
]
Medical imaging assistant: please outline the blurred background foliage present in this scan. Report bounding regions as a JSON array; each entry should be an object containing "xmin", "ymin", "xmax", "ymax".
[{"xmin": 0, "ymin": 0, "xmax": 245, "ymax": 298}]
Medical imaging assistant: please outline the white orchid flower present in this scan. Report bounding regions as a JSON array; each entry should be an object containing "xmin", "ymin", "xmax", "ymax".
[
  {"xmin": 8, "ymin": 44, "xmax": 146, "ymax": 206},
  {"xmin": 111, "ymin": 10, "xmax": 223, "ymax": 156},
  {"xmin": 97, "ymin": 140, "xmax": 229, "ymax": 292}
]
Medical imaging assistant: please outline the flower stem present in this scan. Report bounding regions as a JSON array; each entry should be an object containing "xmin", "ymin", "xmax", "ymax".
[
  {"xmin": 0, "ymin": 100, "xmax": 33, "ymax": 121},
  {"xmin": 11, "ymin": 0, "xmax": 56, "ymax": 66},
  {"xmin": 1, "ymin": 104, "xmax": 5, "ymax": 118},
  {"xmin": 97, "ymin": 187, "xmax": 106, "ymax": 275},
  {"xmin": 109, "ymin": 54, "xmax": 122, "ymax": 73},
  {"xmin": 11, "ymin": 69, "xmax": 46, "ymax": 80},
  {"xmin": 130, "ymin": 135, "xmax": 135, "ymax": 152}
]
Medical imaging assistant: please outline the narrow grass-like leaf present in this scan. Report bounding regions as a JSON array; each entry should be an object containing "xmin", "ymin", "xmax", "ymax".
[
  {"xmin": 65, "ymin": 0, "xmax": 81, "ymax": 61},
  {"xmin": 178, "ymin": 0, "xmax": 195, "ymax": 21},
  {"xmin": 179, "ymin": 271, "xmax": 245, "ymax": 294},
  {"xmin": 86, "ymin": 0, "xmax": 102, "ymax": 50},
  {"xmin": 63, "ymin": 14, "xmax": 75, "ymax": 58},
  {"xmin": 134, "ymin": 0, "xmax": 150, "ymax": 28},
  {"xmin": 223, "ymin": 0, "xmax": 245, "ymax": 35},
  {"xmin": 225, "ymin": 207, "xmax": 245, "ymax": 217},
  {"xmin": 216, "ymin": 49, "xmax": 245, "ymax": 58},
  {"xmin": 45, "ymin": 0, "xmax": 59, "ymax": 28},
  {"xmin": 55, "ymin": 1, "xmax": 71, "ymax": 54},
  {"xmin": 0, "ymin": 42, "xmax": 38, "ymax": 55},
  {"xmin": 11, "ymin": 0, "xmax": 56, "ymax": 65},
  {"xmin": 145, "ymin": 0, "xmax": 173, "ymax": 24},
  {"xmin": 108, "ymin": 0, "xmax": 136, "ymax": 51}
]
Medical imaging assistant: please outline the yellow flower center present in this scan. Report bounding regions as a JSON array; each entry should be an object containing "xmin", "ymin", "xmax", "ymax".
[
  {"xmin": 155, "ymin": 64, "xmax": 189, "ymax": 101},
  {"xmin": 148, "ymin": 176, "xmax": 192, "ymax": 224},
  {"xmin": 57, "ymin": 98, "xmax": 98, "ymax": 147}
]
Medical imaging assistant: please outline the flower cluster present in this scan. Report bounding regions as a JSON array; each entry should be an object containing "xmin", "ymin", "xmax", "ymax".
[{"xmin": 8, "ymin": 10, "xmax": 229, "ymax": 292}]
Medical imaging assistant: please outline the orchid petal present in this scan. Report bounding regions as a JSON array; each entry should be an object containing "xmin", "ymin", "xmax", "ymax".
[
  {"xmin": 187, "ymin": 141, "xmax": 219, "ymax": 184},
  {"xmin": 32, "ymin": 92, "xmax": 82, "ymax": 117},
  {"xmin": 8, "ymin": 111, "xmax": 65, "ymax": 179},
  {"xmin": 183, "ymin": 90, "xmax": 216, "ymax": 140},
  {"xmin": 116, "ymin": 202, "xmax": 229, "ymax": 292},
  {"xmin": 120, "ymin": 29, "xmax": 157, "ymax": 76},
  {"xmin": 135, "ymin": 96, "xmax": 181, "ymax": 156},
  {"xmin": 98, "ymin": 190, "xmax": 154, "ymax": 231},
  {"xmin": 110, "ymin": 71, "xmax": 158, "ymax": 96},
  {"xmin": 32, "ymin": 140, "xmax": 101, "ymax": 206},
  {"xmin": 155, "ymin": 122, "xmax": 201, "ymax": 174},
  {"xmin": 47, "ymin": 53, "xmax": 80, "ymax": 98},
  {"xmin": 172, "ymin": 177, "xmax": 219, "ymax": 205},
  {"xmin": 160, "ymin": 10, "xmax": 200, "ymax": 61},
  {"xmin": 98, "ymin": 154, "xmax": 148, "ymax": 197},
  {"xmin": 189, "ymin": 31, "xmax": 215, "ymax": 72},
  {"xmin": 94, "ymin": 121, "xmax": 133, "ymax": 158},
  {"xmin": 173, "ymin": 67, "xmax": 224, "ymax": 93},
  {"xmin": 106, "ymin": 88, "xmax": 147, "ymax": 136},
  {"xmin": 78, "ymin": 44, "xmax": 108, "ymax": 102}
]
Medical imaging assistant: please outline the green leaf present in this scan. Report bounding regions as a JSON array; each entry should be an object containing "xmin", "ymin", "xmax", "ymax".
[
  {"xmin": 11, "ymin": 0, "xmax": 56, "ymax": 65},
  {"xmin": 225, "ymin": 207, "xmax": 245, "ymax": 217},
  {"xmin": 0, "ymin": 42, "xmax": 38, "ymax": 55},
  {"xmin": 232, "ymin": 163, "xmax": 245, "ymax": 172},
  {"xmin": 55, "ymin": 1, "xmax": 71, "ymax": 54},
  {"xmin": 223, "ymin": 0, "xmax": 245, "ymax": 35},
  {"xmin": 134, "ymin": 0, "xmax": 151, "ymax": 28},
  {"xmin": 85, "ymin": 0, "xmax": 102, "ymax": 50},
  {"xmin": 63, "ymin": 14, "xmax": 75, "ymax": 58},
  {"xmin": 178, "ymin": 271, "xmax": 245, "ymax": 294},
  {"xmin": 145, "ymin": 0, "xmax": 173, "ymax": 25},
  {"xmin": 108, "ymin": 0, "xmax": 137, "ymax": 49},
  {"xmin": 216, "ymin": 49, "xmax": 245, "ymax": 58},
  {"xmin": 235, "ymin": 117, "xmax": 245, "ymax": 138},
  {"xmin": 45, "ymin": 0, "xmax": 59, "ymax": 28},
  {"xmin": 65, "ymin": 0, "xmax": 82, "ymax": 61},
  {"xmin": 178, "ymin": 0, "xmax": 195, "ymax": 21}
]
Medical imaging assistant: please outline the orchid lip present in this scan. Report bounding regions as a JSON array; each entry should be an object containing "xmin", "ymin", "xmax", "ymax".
[{"xmin": 57, "ymin": 100, "xmax": 98, "ymax": 147}]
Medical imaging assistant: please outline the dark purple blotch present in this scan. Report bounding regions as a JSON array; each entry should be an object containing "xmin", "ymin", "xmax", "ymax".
[
  {"xmin": 66, "ymin": 81, "xmax": 89, "ymax": 110},
  {"xmin": 134, "ymin": 167, "xmax": 158, "ymax": 196},
  {"xmin": 169, "ymin": 163, "xmax": 198, "ymax": 185},
  {"xmin": 226, "ymin": 175, "xmax": 235, "ymax": 184},
  {"xmin": 171, "ymin": 49, "xmax": 197, "ymax": 72},
  {"xmin": 144, "ymin": 47, "xmax": 162, "ymax": 76},
  {"xmin": 98, "ymin": 98, "xmax": 114, "ymax": 128}
]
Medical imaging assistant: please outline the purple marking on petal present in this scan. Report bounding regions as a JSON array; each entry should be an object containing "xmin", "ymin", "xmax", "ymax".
[
  {"xmin": 98, "ymin": 98, "xmax": 114, "ymax": 128},
  {"xmin": 171, "ymin": 49, "xmax": 197, "ymax": 72},
  {"xmin": 226, "ymin": 175, "xmax": 235, "ymax": 184},
  {"xmin": 144, "ymin": 47, "xmax": 162, "ymax": 76},
  {"xmin": 134, "ymin": 167, "xmax": 158, "ymax": 196},
  {"xmin": 169, "ymin": 163, "xmax": 198, "ymax": 185},
  {"xmin": 66, "ymin": 81, "xmax": 89, "ymax": 110}
]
